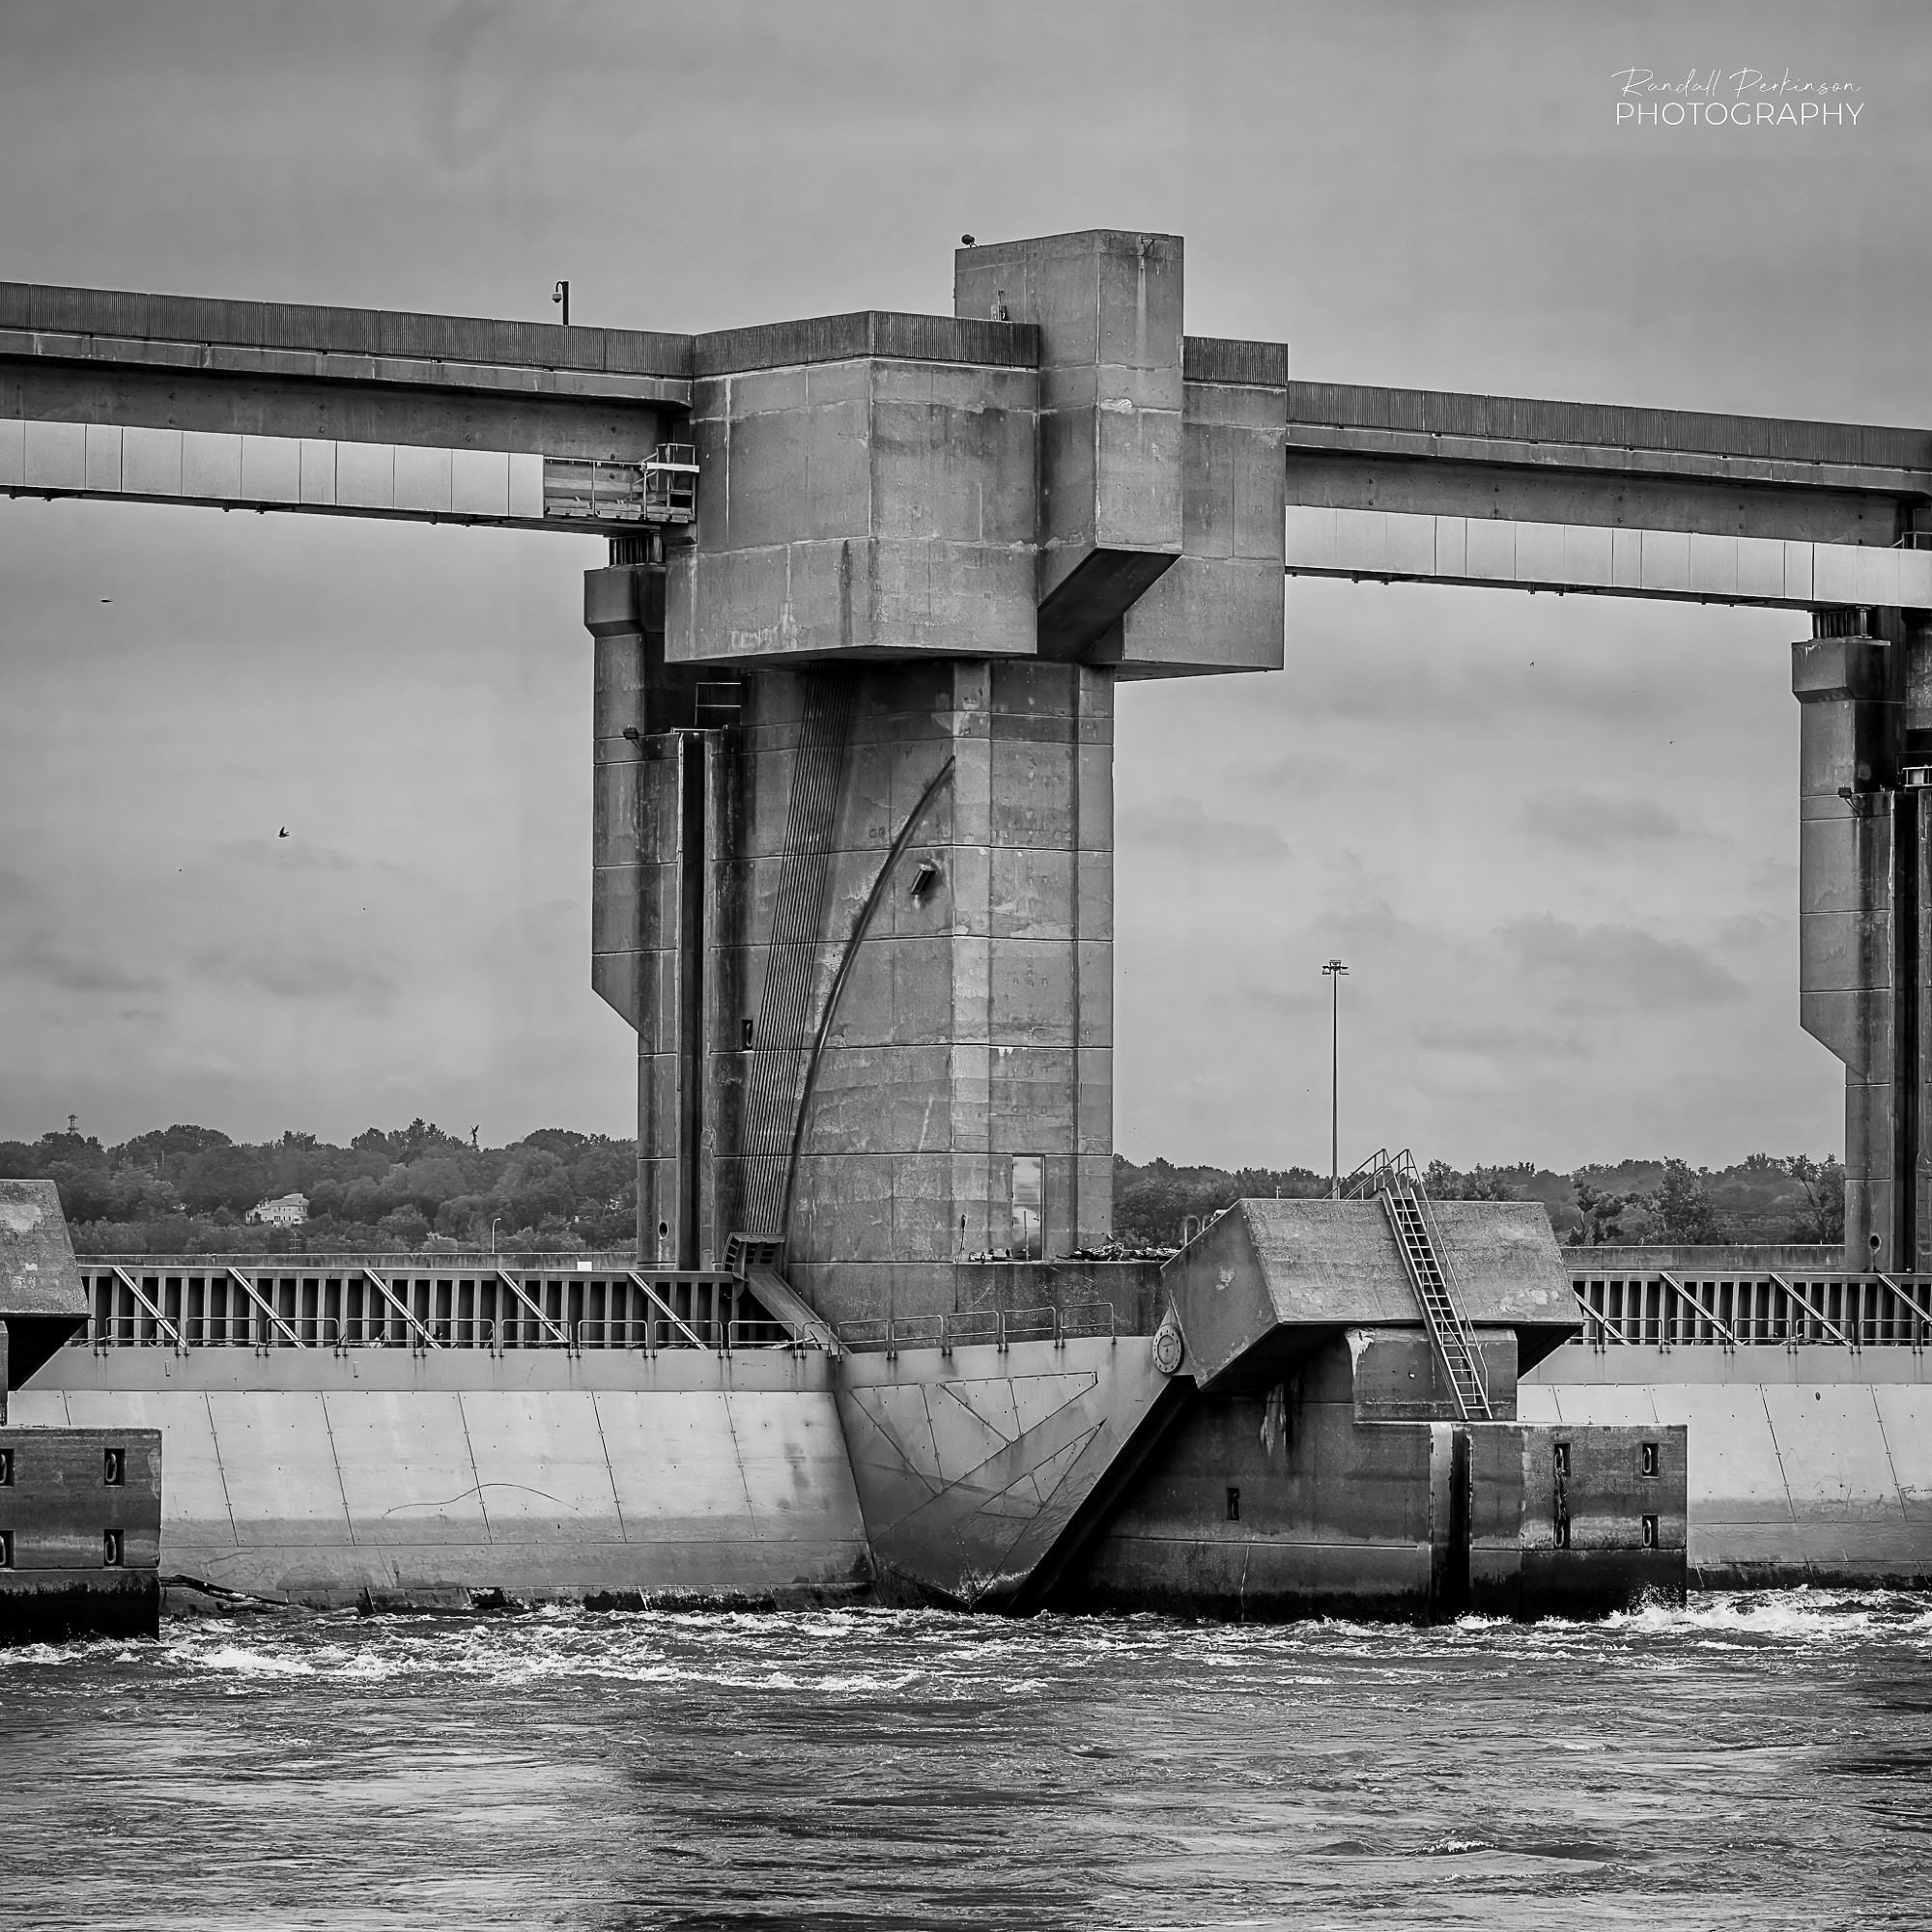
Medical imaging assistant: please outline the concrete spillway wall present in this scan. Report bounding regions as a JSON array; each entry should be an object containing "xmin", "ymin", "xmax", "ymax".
[
  {"xmin": 12, "ymin": 1350, "xmax": 868, "ymax": 1609},
  {"xmin": 1523, "ymin": 1347, "xmax": 1932, "ymax": 1587}
]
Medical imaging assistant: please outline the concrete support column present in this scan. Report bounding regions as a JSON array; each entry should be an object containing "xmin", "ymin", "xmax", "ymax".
[
  {"xmin": 586, "ymin": 563, "xmax": 720, "ymax": 1268},
  {"xmin": 1793, "ymin": 620, "xmax": 1928, "ymax": 1267},
  {"xmin": 708, "ymin": 657, "xmax": 1115, "ymax": 1327}
]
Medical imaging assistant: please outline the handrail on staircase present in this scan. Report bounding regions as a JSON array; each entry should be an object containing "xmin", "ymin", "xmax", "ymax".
[{"xmin": 1341, "ymin": 1147, "xmax": 1421, "ymax": 1201}]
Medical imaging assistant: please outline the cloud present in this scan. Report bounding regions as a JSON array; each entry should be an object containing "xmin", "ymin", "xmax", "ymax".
[
  {"xmin": 1414, "ymin": 1018, "xmax": 1586, "ymax": 1063},
  {"xmin": 213, "ymin": 837, "xmax": 369, "ymax": 873},
  {"xmin": 8, "ymin": 931, "xmax": 167, "ymax": 995},
  {"xmin": 1520, "ymin": 787, "xmax": 1679, "ymax": 852},
  {"xmin": 1717, "ymin": 911, "xmax": 1788, "ymax": 952},
  {"xmin": 1500, "ymin": 914, "xmax": 1745, "ymax": 1010},
  {"xmin": 1118, "ymin": 795, "xmax": 1289, "ymax": 864},
  {"xmin": 188, "ymin": 947, "xmax": 398, "ymax": 1003}
]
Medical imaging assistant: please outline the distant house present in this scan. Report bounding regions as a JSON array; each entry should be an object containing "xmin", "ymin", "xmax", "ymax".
[{"xmin": 246, "ymin": 1192, "xmax": 308, "ymax": 1227}]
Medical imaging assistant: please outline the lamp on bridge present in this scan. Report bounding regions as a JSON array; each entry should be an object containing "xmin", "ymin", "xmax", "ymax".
[{"xmin": 1323, "ymin": 958, "xmax": 1349, "ymax": 1199}]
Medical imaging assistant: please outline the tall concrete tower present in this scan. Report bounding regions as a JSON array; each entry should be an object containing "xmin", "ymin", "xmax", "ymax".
[{"xmin": 584, "ymin": 231, "xmax": 1288, "ymax": 1324}]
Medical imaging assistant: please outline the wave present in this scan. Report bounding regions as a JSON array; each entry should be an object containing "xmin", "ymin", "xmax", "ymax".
[{"xmin": 9, "ymin": 1587, "xmax": 1927, "ymax": 1693}]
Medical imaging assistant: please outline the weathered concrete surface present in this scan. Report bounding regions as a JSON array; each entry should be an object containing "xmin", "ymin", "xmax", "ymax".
[
  {"xmin": 954, "ymin": 231, "xmax": 1183, "ymax": 658},
  {"xmin": 1350, "ymin": 1325, "xmax": 1521, "ymax": 1422},
  {"xmin": 835, "ymin": 1335, "xmax": 1177, "ymax": 1607},
  {"xmin": 1056, "ymin": 1333, "xmax": 1683, "ymax": 1620},
  {"xmin": 1793, "ymin": 633, "xmax": 1903, "ymax": 1266},
  {"xmin": 1524, "ymin": 1345, "xmax": 1932, "ymax": 1586},
  {"xmin": 1166, "ymin": 1198, "xmax": 1577, "ymax": 1391},
  {"xmin": 0, "ymin": 1178, "xmax": 90, "ymax": 1390},
  {"xmin": 945, "ymin": 1259, "xmax": 1164, "ymax": 1333},
  {"xmin": 591, "ymin": 647, "xmax": 1118, "ymax": 1311},
  {"xmin": 1113, "ymin": 350, "xmax": 1286, "ymax": 680},
  {"xmin": 14, "ymin": 1350, "xmax": 867, "ymax": 1609},
  {"xmin": 0, "ymin": 1424, "xmax": 161, "ymax": 1641},
  {"xmin": 1571, "ymin": 1243, "xmax": 1845, "ymax": 1274},
  {"xmin": 1283, "ymin": 383, "xmax": 1932, "ymax": 542},
  {"xmin": 666, "ymin": 327, "xmax": 1039, "ymax": 667}
]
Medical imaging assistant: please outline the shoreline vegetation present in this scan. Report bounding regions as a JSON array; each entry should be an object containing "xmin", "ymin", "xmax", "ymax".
[{"xmin": 1, "ymin": 1121, "xmax": 1847, "ymax": 1258}]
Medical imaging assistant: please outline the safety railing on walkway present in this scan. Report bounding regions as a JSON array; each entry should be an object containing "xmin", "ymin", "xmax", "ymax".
[
  {"xmin": 838, "ymin": 1302, "xmax": 1120, "ymax": 1355},
  {"xmin": 1568, "ymin": 1270, "xmax": 1932, "ymax": 1350},
  {"xmin": 68, "ymin": 1261, "xmax": 827, "ymax": 1355}
]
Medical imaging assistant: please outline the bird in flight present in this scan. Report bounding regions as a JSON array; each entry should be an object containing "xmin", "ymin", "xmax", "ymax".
[{"xmin": 278, "ymin": 827, "xmax": 289, "ymax": 838}]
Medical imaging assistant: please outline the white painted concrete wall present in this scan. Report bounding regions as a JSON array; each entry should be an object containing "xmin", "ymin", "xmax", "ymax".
[
  {"xmin": 1523, "ymin": 1348, "xmax": 1932, "ymax": 1583},
  {"xmin": 11, "ymin": 1352, "xmax": 867, "ymax": 1607},
  {"xmin": 1285, "ymin": 504, "xmax": 1932, "ymax": 610}
]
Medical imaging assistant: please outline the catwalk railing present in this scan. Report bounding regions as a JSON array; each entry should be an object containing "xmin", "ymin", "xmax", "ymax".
[
  {"xmin": 69, "ymin": 1258, "xmax": 826, "ymax": 1354},
  {"xmin": 1568, "ymin": 1269, "xmax": 1932, "ymax": 1350},
  {"xmin": 838, "ymin": 1303, "xmax": 1120, "ymax": 1355}
]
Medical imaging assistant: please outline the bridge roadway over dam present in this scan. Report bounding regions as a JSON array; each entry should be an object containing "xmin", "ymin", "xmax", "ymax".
[{"xmin": 6, "ymin": 228, "xmax": 1932, "ymax": 1624}]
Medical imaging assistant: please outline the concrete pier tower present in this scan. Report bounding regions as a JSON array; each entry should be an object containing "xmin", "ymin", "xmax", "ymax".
[
  {"xmin": 583, "ymin": 232, "xmax": 1288, "ymax": 1324},
  {"xmin": 1795, "ymin": 605, "xmax": 1932, "ymax": 1269}
]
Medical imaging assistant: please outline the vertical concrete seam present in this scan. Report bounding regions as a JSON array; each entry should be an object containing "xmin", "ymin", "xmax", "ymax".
[
  {"xmin": 588, "ymin": 1389, "xmax": 631, "ymax": 1544},
  {"xmin": 453, "ymin": 1391, "xmax": 494, "ymax": 1546},
  {"xmin": 1754, "ymin": 1384, "xmax": 1800, "ymax": 1524},
  {"xmin": 719, "ymin": 1378, "xmax": 766, "ymax": 1543},
  {"xmin": 1868, "ymin": 1387, "xmax": 1914, "ymax": 1522},
  {"xmin": 314, "ymin": 1390, "xmax": 361, "ymax": 1547},
  {"xmin": 203, "ymin": 1388, "xmax": 240, "ymax": 1544}
]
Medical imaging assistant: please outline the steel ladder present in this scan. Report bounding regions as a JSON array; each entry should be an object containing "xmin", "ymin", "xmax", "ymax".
[{"xmin": 1345, "ymin": 1150, "xmax": 1493, "ymax": 1420}]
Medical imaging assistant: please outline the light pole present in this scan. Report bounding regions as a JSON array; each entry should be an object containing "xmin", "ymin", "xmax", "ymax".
[{"xmin": 1322, "ymin": 959, "xmax": 1349, "ymax": 1197}]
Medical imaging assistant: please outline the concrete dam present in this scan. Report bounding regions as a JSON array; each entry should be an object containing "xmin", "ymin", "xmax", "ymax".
[{"xmin": 5, "ymin": 226, "xmax": 1932, "ymax": 1630}]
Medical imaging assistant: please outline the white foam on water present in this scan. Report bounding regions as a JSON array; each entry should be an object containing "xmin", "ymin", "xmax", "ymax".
[
  {"xmin": 99, "ymin": 1587, "xmax": 1932, "ymax": 1705},
  {"xmin": 189, "ymin": 1644, "xmax": 313, "ymax": 1677}
]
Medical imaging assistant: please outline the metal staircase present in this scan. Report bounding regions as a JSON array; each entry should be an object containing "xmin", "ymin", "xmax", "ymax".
[
  {"xmin": 1343, "ymin": 1150, "xmax": 1492, "ymax": 1420},
  {"xmin": 722, "ymin": 1232, "xmax": 841, "ymax": 1356}
]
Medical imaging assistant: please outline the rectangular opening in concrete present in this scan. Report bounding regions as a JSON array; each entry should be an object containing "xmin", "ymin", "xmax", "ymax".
[
  {"xmin": 1012, "ymin": 1154, "xmax": 1043, "ymax": 1262},
  {"xmin": 1641, "ymin": 1441, "xmax": 1661, "ymax": 1478},
  {"xmin": 102, "ymin": 1448, "xmax": 125, "ymax": 1488},
  {"xmin": 1226, "ymin": 1486, "xmax": 1240, "ymax": 1521},
  {"xmin": 102, "ymin": 1530, "xmax": 124, "ymax": 1568}
]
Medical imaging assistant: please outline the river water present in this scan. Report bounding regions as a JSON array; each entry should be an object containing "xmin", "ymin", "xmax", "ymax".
[{"xmin": 2, "ymin": 1591, "xmax": 1928, "ymax": 1930}]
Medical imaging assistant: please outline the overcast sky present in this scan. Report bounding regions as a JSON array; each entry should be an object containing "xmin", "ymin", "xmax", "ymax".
[{"xmin": 1, "ymin": 0, "xmax": 1926, "ymax": 1170}]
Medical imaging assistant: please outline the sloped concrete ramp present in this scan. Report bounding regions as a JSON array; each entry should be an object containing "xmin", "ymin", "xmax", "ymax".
[{"xmin": 837, "ymin": 1336, "xmax": 1181, "ymax": 1607}]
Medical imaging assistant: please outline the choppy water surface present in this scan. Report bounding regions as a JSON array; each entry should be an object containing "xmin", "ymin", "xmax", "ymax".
[{"xmin": 3, "ymin": 1592, "xmax": 1930, "ymax": 1930}]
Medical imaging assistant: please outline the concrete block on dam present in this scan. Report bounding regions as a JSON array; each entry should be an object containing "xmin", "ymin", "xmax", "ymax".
[
  {"xmin": 14, "ymin": 1352, "xmax": 868, "ymax": 1609},
  {"xmin": 1521, "ymin": 1349, "xmax": 1932, "ymax": 1587},
  {"xmin": 836, "ymin": 1335, "xmax": 1180, "ymax": 1609}
]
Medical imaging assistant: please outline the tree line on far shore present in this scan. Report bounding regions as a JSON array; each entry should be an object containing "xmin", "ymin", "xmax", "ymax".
[
  {"xmin": 1, "ymin": 1121, "xmax": 1847, "ymax": 1255},
  {"xmin": 1110, "ymin": 1151, "xmax": 1846, "ymax": 1250},
  {"xmin": 1, "ymin": 1120, "xmax": 636, "ymax": 1256}
]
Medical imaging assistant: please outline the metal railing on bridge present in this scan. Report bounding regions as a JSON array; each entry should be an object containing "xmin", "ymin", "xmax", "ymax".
[
  {"xmin": 70, "ymin": 1259, "xmax": 826, "ymax": 1356},
  {"xmin": 837, "ymin": 1302, "xmax": 1119, "ymax": 1355},
  {"xmin": 1568, "ymin": 1269, "xmax": 1932, "ymax": 1350}
]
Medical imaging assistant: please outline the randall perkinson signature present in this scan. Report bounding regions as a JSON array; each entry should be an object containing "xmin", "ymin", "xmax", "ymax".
[{"xmin": 1613, "ymin": 69, "xmax": 1864, "ymax": 126}]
